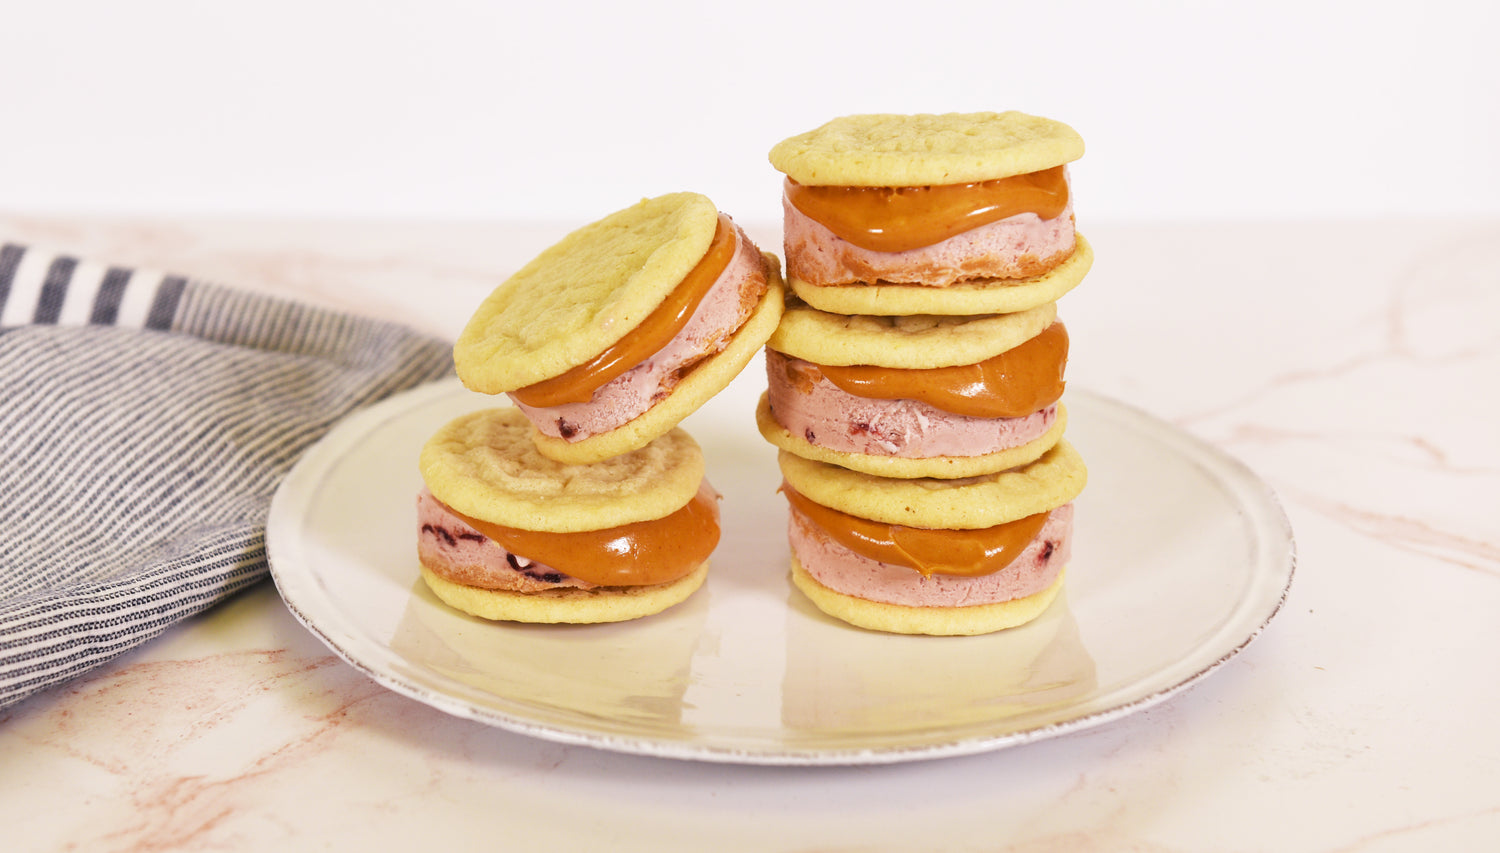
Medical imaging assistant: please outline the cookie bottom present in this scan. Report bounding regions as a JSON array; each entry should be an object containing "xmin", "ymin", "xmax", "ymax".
[
  {"xmin": 791, "ymin": 558, "xmax": 1065, "ymax": 636},
  {"xmin": 420, "ymin": 561, "xmax": 708, "ymax": 624},
  {"xmin": 789, "ymin": 233, "xmax": 1093, "ymax": 317},
  {"xmin": 757, "ymin": 393, "xmax": 1067, "ymax": 480}
]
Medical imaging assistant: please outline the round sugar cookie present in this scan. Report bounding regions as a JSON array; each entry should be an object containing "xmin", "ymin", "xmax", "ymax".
[
  {"xmin": 769, "ymin": 112, "xmax": 1084, "ymax": 187},
  {"xmin": 454, "ymin": 192, "xmax": 721, "ymax": 394},
  {"xmin": 529, "ymin": 262, "xmax": 785, "ymax": 464},
  {"xmin": 790, "ymin": 233, "xmax": 1094, "ymax": 317},
  {"xmin": 791, "ymin": 559, "xmax": 1066, "ymax": 636},
  {"xmin": 777, "ymin": 439, "xmax": 1087, "ymax": 530},
  {"xmin": 757, "ymin": 394, "xmax": 1068, "ymax": 480},
  {"xmin": 421, "ymin": 562, "xmax": 709, "ymax": 624},
  {"xmin": 769, "ymin": 300, "xmax": 1056, "ymax": 369},
  {"xmin": 419, "ymin": 407, "xmax": 704, "ymax": 532}
]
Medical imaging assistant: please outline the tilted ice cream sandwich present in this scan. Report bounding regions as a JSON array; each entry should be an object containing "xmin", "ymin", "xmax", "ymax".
[
  {"xmin": 757, "ymin": 298, "xmax": 1069, "ymax": 479},
  {"xmin": 778, "ymin": 439, "xmax": 1086, "ymax": 636},
  {"xmin": 454, "ymin": 192, "xmax": 785, "ymax": 464},
  {"xmin": 417, "ymin": 408, "xmax": 718, "ymax": 623},
  {"xmin": 768, "ymin": 111, "xmax": 1090, "ymax": 316}
]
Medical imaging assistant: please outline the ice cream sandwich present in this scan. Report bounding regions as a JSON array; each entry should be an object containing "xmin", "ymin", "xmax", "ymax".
[
  {"xmin": 778, "ymin": 439, "xmax": 1086, "ymax": 636},
  {"xmin": 768, "ymin": 111, "xmax": 1089, "ymax": 316},
  {"xmin": 454, "ymin": 192, "xmax": 785, "ymax": 464},
  {"xmin": 417, "ymin": 408, "xmax": 718, "ymax": 623},
  {"xmin": 757, "ymin": 298, "xmax": 1069, "ymax": 479}
]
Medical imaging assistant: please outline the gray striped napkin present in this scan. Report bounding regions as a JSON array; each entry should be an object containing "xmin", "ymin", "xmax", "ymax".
[{"xmin": 0, "ymin": 242, "xmax": 454, "ymax": 710}]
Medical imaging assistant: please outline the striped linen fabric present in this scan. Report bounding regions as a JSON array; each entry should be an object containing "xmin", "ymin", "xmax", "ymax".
[{"xmin": 0, "ymin": 242, "xmax": 454, "ymax": 710}]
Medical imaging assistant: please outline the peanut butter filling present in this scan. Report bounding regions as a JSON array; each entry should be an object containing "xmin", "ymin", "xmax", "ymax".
[
  {"xmin": 511, "ymin": 214, "xmax": 738, "ymax": 407},
  {"xmin": 790, "ymin": 321, "xmax": 1068, "ymax": 419},
  {"xmin": 783, "ymin": 483, "xmax": 1049, "ymax": 578},
  {"xmin": 783, "ymin": 166, "xmax": 1069, "ymax": 253},
  {"xmin": 446, "ymin": 482, "xmax": 721, "ymax": 587}
]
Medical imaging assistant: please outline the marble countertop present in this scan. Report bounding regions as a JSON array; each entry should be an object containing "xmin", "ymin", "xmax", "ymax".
[{"xmin": 1, "ymin": 214, "xmax": 1495, "ymax": 851}]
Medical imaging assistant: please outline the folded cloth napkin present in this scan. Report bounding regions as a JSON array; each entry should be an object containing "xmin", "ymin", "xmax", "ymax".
[{"xmin": 0, "ymin": 242, "xmax": 454, "ymax": 711}]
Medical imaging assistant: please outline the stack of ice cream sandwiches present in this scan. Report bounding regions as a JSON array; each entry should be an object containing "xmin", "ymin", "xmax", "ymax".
[
  {"xmin": 416, "ymin": 192, "xmax": 785, "ymax": 623},
  {"xmin": 759, "ymin": 112, "xmax": 1091, "ymax": 635}
]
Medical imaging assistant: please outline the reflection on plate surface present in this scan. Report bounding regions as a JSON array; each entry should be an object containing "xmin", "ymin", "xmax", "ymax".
[
  {"xmin": 391, "ymin": 578, "xmax": 710, "ymax": 734},
  {"xmin": 781, "ymin": 587, "xmax": 1097, "ymax": 742},
  {"xmin": 268, "ymin": 378, "xmax": 1294, "ymax": 765}
]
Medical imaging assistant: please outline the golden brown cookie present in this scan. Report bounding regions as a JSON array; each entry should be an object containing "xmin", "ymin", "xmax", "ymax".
[
  {"xmin": 777, "ymin": 440, "xmax": 1087, "ymax": 530},
  {"xmin": 769, "ymin": 112, "xmax": 1084, "ymax": 187},
  {"xmin": 769, "ymin": 300, "xmax": 1057, "ymax": 369}
]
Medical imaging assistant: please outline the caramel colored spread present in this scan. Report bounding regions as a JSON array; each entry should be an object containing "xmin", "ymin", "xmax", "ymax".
[
  {"xmin": 805, "ymin": 322, "xmax": 1067, "ymax": 419},
  {"xmin": 784, "ymin": 166, "xmax": 1069, "ymax": 253},
  {"xmin": 511, "ymin": 215, "xmax": 738, "ymax": 407},
  {"xmin": 783, "ymin": 484, "xmax": 1048, "ymax": 578},
  {"xmin": 450, "ymin": 483, "xmax": 721, "ymax": 587}
]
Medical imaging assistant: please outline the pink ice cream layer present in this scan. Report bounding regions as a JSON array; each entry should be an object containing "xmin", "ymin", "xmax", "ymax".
[
  {"xmin": 514, "ymin": 224, "xmax": 763, "ymax": 442},
  {"xmin": 783, "ymin": 195, "xmax": 1075, "ymax": 287},
  {"xmin": 416, "ymin": 487, "xmax": 594, "ymax": 592},
  {"xmin": 789, "ymin": 503, "xmax": 1073, "ymax": 608},
  {"xmin": 765, "ymin": 349, "xmax": 1057, "ymax": 459}
]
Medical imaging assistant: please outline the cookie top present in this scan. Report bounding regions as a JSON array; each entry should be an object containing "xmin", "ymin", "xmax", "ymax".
[
  {"xmin": 769, "ymin": 112, "xmax": 1084, "ymax": 187},
  {"xmin": 454, "ymin": 192, "xmax": 721, "ymax": 394},
  {"xmin": 778, "ymin": 439, "xmax": 1086, "ymax": 529},
  {"xmin": 790, "ymin": 233, "xmax": 1093, "ymax": 317},
  {"xmin": 769, "ymin": 300, "xmax": 1057, "ymax": 369},
  {"xmin": 419, "ymin": 408, "xmax": 704, "ymax": 532}
]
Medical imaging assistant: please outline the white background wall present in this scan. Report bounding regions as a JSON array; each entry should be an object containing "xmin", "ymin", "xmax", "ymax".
[{"xmin": 2, "ymin": 0, "xmax": 1495, "ymax": 225}]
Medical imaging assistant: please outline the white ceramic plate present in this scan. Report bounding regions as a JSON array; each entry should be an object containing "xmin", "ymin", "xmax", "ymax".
[{"xmin": 267, "ymin": 373, "xmax": 1294, "ymax": 765}]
